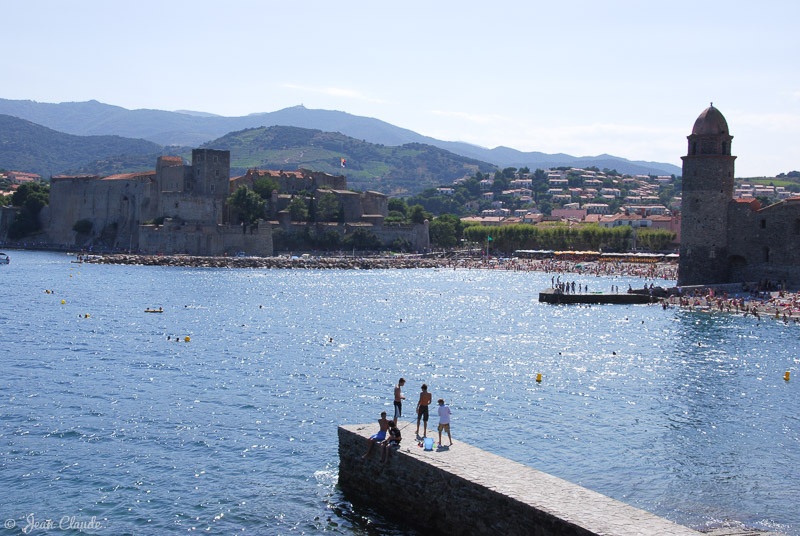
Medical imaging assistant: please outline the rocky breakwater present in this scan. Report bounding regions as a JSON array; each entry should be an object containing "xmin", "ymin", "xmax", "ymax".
[
  {"xmin": 339, "ymin": 423, "xmax": 705, "ymax": 536},
  {"xmin": 80, "ymin": 254, "xmax": 447, "ymax": 270}
]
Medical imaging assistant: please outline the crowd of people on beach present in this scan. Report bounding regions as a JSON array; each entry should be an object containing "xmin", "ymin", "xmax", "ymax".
[
  {"xmin": 443, "ymin": 257, "xmax": 679, "ymax": 281},
  {"xmin": 362, "ymin": 378, "xmax": 452, "ymax": 464},
  {"xmin": 666, "ymin": 281, "xmax": 800, "ymax": 323}
]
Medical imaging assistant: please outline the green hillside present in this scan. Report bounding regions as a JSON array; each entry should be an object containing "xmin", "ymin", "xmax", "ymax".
[
  {"xmin": 0, "ymin": 114, "xmax": 164, "ymax": 178},
  {"xmin": 202, "ymin": 126, "xmax": 495, "ymax": 194}
]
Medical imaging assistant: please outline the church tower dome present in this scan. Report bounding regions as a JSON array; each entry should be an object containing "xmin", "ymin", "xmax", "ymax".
[
  {"xmin": 678, "ymin": 104, "xmax": 736, "ymax": 286},
  {"xmin": 691, "ymin": 105, "xmax": 729, "ymax": 136}
]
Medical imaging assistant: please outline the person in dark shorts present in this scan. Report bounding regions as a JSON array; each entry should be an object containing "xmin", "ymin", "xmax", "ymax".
[
  {"xmin": 393, "ymin": 378, "xmax": 405, "ymax": 421},
  {"xmin": 415, "ymin": 384, "xmax": 432, "ymax": 437}
]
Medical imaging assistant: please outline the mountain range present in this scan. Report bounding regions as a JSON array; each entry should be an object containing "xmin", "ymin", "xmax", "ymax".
[
  {"xmin": 0, "ymin": 114, "xmax": 165, "ymax": 178},
  {"xmin": 0, "ymin": 98, "xmax": 681, "ymax": 177},
  {"xmin": 0, "ymin": 115, "xmax": 493, "ymax": 193}
]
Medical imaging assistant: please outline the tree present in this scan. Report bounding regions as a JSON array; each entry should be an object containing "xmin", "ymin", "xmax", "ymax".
[
  {"xmin": 227, "ymin": 185, "xmax": 266, "ymax": 225},
  {"xmin": 429, "ymin": 218, "xmax": 457, "ymax": 249},
  {"xmin": 287, "ymin": 196, "xmax": 309, "ymax": 222},
  {"xmin": 409, "ymin": 204, "xmax": 432, "ymax": 224},
  {"xmin": 388, "ymin": 198, "xmax": 408, "ymax": 217},
  {"xmin": 343, "ymin": 228, "xmax": 382, "ymax": 250},
  {"xmin": 8, "ymin": 182, "xmax": 49, "ymax": 239},
  {"xmin": 315, "ymin": 191, "xmax": 339, "ymax": 222},
  {"xmin": 636, "ymin": 228, "xmax": 677, "ymax": 251},
  {"xmin": 253, "ymin": 176, "xmax": 279, "ymax": 199}
]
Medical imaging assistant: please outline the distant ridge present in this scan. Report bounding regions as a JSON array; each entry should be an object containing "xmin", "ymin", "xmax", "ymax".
[
  {"xmin": 0, "ymin": 98, "xmax": 681, "ymax": 176},
  {"xmin": 0, "ymin": 114, "xmax": 165, "ymax": 178}
]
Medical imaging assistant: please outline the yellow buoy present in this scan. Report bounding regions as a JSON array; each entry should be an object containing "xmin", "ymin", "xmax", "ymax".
[
  {"xmin": 61, "ymin": 300, "xmax": 65, "ymax": 304},
  {"xmin": 536, "ymin": 373, "xmax": 542, "ymax": 382},
  {"xmin": 785, "ymin": 371, "xmax": 791, "ymax": 381},
  {"xmin": 184, "ymin": 336, "xmax": 190, "ymax": 342}
]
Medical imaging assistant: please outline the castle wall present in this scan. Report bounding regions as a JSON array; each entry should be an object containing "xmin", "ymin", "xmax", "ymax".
[
  {"xmin": 139, "ymin": 222, "xmax": 273, "ymax": 256},
  {"xmin": 158, "ymin": 192, "xmax": 223, "ymax": 224},
  {"xmin": 727, "ymin": 199, "xmax": 800, "ymax": 285},
  {"xmin": 45, "ymin": 175, "xmax": 154, "ymax": 249},
  {"xmin": 279, "ymin": 221, "xmax": 428, "ymax": 251},
  {"xmin": 361, "ymin": 191, "xmax": 388, "ymax": 215},
  {"xmin": 334, "ymin": 190, "xmax": 363, "ymax": 222}
]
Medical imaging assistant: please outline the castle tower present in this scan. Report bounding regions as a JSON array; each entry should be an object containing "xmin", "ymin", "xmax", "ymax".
[
  {"xmin": 678, "ymin": 104, "xmax": 736, "ymax": 286},
  {"xmin": 190, "ymin": 149, "xmax": 230, "ymax": 200}
]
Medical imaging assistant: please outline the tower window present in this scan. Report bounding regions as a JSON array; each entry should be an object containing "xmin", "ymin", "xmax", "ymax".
[
  {"xmin": 795, "ymin": 219, "xmax": 800, "ymax": 235},
  {"xmin": 764, "ymin": 247, "xmax": 770, "ymax": 263},
  {"xmin": 760, "ymin": 219, "xmax": 766, "ymax": 229}
]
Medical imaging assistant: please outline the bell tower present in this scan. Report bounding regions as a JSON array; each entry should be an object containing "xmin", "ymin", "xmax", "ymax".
[{"xmin": 678, "ymin": 104, "xmax": 736, "ymax": 286}]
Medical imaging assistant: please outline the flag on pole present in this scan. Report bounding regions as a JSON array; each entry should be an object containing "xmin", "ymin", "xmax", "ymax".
[
  {"xmin": 341, "ymin": 157, "xmax": 346, "ymax": 168},
  {"xmin": 487, "ymin": 236, "xmax": 493, "ymax": 241}
]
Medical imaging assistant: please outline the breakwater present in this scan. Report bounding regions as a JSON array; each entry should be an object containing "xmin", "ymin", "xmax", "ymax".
[
  {"xmin": 339, "ymin": 423, "xmax": 703, "ymax": 536},
  {"xmin": 78, "ymin": 253, "xmax": 447, "ymax": 269}
]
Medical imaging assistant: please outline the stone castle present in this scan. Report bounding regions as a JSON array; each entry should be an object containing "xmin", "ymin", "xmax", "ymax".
[
  {"xmin": 678, "ymin": 105, "xmax": 800, "ymax": 287},
  {"xmin": 41, "ymin": 149, "xmax": 429, "ymax": 255}
]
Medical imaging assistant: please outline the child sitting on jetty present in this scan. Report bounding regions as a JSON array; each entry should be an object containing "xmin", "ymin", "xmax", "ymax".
[
  {"xmin": 380, "ymin": 420, "xmax": 402, "ymax": 463},
  {"xmin": 362, "ymin": 412, "xmax": 390, "ymax": 459}
]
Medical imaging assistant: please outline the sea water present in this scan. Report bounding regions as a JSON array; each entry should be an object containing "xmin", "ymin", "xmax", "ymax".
[{"xmin": 0, "ymin": 251, "xmax": 798, "ymax": 535}]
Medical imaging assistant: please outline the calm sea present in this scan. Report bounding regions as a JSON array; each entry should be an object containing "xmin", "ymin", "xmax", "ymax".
[{"xmin": 1, "ymin": 251, "xmax": 798, "ymax": 535}]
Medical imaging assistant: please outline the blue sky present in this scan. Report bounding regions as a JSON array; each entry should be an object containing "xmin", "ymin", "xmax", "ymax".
[{"xmin": 3, "ymin": 0, "xmax": 798, "ymax": 177}]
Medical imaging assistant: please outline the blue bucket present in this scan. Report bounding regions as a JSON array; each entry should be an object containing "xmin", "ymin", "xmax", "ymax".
[{"xmin": 424, "ymin": 437, "xmax": 434, "ymax": 450}]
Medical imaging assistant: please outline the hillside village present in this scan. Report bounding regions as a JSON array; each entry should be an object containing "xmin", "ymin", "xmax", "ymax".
[{"xmin": 404, "ymin": 165, "xmax": 800, "ymax": 249}]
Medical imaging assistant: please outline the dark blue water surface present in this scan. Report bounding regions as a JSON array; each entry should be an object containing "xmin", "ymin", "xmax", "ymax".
[{"xmin": 1, "ymin": 251, "xmax": 798, "ymax": 535}]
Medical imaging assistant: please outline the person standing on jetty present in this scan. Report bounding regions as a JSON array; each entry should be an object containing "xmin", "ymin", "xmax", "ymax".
[
  {"xmin": 393, "ymin": 378, "xmax": 406, "ymax": 421},
  {"xmin": 437, "ymin": 399, "xmax": 452, "ymax": 446},
  {"xmin": 415, "ymin": 384, "xmax": 432, "ymax": 437},
  {"xmin": 362, "ymin": 411, "xmax": 390, "ymax": 459}
]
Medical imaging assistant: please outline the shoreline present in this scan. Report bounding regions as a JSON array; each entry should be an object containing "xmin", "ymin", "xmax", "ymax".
[{"xmin": 69, "ymin": 253, "xmax": 800, "ymax": 323}]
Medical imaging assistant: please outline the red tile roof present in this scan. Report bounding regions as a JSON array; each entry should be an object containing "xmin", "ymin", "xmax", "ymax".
[
  {"xmin": 245, "ymin": 169, "xmax": 305, "ymax": 179},
  {"xmin": 102, "ymin": 171, "xmax": 156, "ymax": 181}
]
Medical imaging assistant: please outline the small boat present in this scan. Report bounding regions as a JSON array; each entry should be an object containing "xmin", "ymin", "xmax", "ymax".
[
  {"xmin": 144, "ymin": 307, "xmax": 163, "ymax": 313},
  {"xmin": 0, "ymin": 253, "xmax": 9, "ymax": 265}
]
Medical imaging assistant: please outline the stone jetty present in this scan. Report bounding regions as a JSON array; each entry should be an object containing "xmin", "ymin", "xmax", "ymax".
[
  {"xmin": 78, "ymin": 254, "xmax": 448, "ymax": 270},
  {"xmin": 340, "ymin": 423, "xmax": 786, "ymax": 535},
  {"xmin": 341, "ymin": 423, "xmax": 703, "ymax": 536}
]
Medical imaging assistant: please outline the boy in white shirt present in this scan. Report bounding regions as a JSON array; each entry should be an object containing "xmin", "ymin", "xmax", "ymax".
[{"xmin": 437, "ymin": 398, "xmax": 452, "ymax": 446}]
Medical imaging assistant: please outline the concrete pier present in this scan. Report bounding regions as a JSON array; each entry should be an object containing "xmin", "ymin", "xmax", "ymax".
[
  {"xmin": 339, "ymin": 422, "xmax": 702, "ymax": 536},
  {"xmin": 539, "ymin": 288, "xmax": 655, "ymax": 305}
]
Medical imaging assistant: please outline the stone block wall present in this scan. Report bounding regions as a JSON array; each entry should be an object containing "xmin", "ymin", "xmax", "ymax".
[
  {"xmin": 339, "ymin": 424, "xmax": 702, "ymax": 536},
  {"xmin": 727, "ymin": 199, "xmax": 800, "ymax": 286},
  {"xmin": 158, "ymin": 192, "xmax": 223, "ymax": 225},
  {"xmin": 139, "ymin": 222, "xmax": 272, "ymax": 256},
  {"xmin": 361, "ymin": 191, "xmax": 388, "ymax": 216},
  {"xmin": 45, "ymin": 175, "xmax": 153, "ymax": 249}
]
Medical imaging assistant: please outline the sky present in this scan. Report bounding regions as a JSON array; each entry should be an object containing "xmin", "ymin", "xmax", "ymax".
[{"xmin": 2, "ymin": 0, "xmax": 799, "ymax": 177}]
